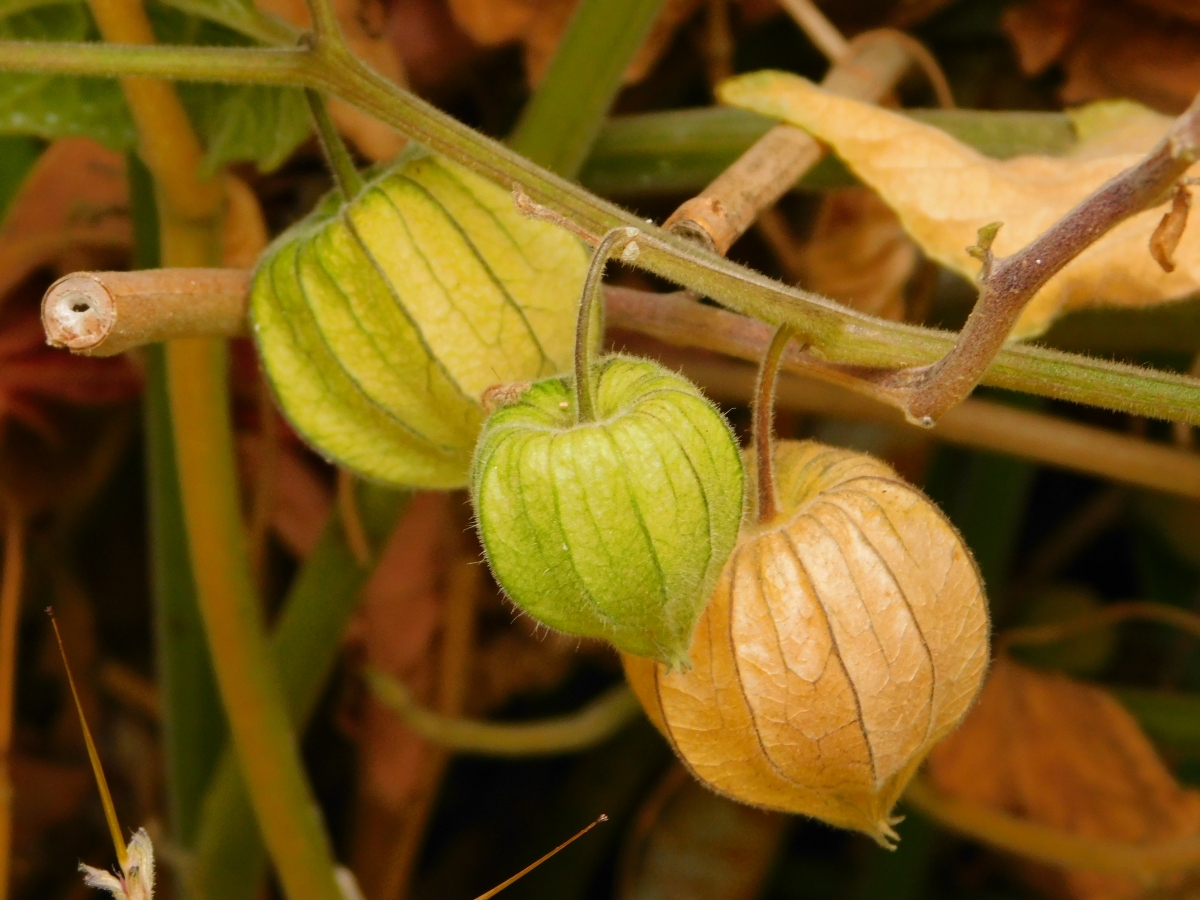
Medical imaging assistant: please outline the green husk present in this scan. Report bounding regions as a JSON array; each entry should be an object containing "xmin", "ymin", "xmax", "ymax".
[{"xmin": 472, "ymin": 356, "xmax": 744, "ymax": 667}]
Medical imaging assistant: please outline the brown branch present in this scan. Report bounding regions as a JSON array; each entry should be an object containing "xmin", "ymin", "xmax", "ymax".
[
  {"xmin": 880, "ymin": 91, "xmax": 1200, "ymax": 426},
  {"xmin": 663, "ymin": 30, "xmax": 915, "ymax": 253},
  {"xmin": 42, "ymin": 269, "xmax": 249, "ymax": 356},
  {"xmin": 998, "ymin": 600, "xmax": 1200, "ymax": 653}
]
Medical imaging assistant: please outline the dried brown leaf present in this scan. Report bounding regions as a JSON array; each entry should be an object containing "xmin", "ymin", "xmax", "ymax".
[
  {"xmin": 346, "ymin": 491, "xmax": 453, "ymax": 813},
  {"xmin": 448, "ymin": 0, "xmax": 702, "ymax": 85},
  {"xmin": 796, "ymin": 186, "xmax": 917, "ymax": 321},
  {"xmin": 1003, "ymin": 0, "xmax": 1200, "ymax": 115},
  {"xmin": 0, "ymin": 139, "xmax": 131, "ymax": 300},
  {"xmin": 618, "ymin": 767, "xmax": 786, "ymax": 900},
  {"xmin": 927, "ymin": 659, "xmax": 1200, "ymax": 900},
  {"xmin": 236, "ymin": 434, "xmax": 332, "ymax": 559},
  {"xmin": 720, "ymin": 73, "xmax": 1200, "ymax": 337}
]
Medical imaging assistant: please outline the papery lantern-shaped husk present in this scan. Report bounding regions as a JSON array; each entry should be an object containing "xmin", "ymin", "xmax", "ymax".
[
  {"xmin": 250, "ymin": 148, "xmax": 587, "ymax": 489},
  {"xmin": 624, "ymin": 440, "xmax": 990, "ymax": 844},
  {"xmin": 472, "ymin": 356, "xmax": 744, "ymax": 667}
]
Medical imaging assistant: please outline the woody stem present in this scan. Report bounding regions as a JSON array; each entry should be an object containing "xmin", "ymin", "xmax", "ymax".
[{"xmin": 755, "ymin": 324, "xmax": 795, "ymax": 525}]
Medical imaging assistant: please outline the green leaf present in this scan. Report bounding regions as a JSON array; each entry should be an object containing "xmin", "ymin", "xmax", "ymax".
[
  {"xmin": 177, "ymin": 79, "xmax": 309, "ymax": 173},
  {"xmin": 0, "ymin": 5, "xmax": 135, "ymax": 149},
  {"xmin": 0, "ymin": 0, "xmax": 308, "ymax": 170},
  {"xmin": 0, "ymin": 133, "xmax": 43, "ymax": 220}
]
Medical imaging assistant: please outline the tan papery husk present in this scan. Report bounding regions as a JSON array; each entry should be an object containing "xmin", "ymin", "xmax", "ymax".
[{"xmin": 625, "ymin": 441, "xmax": 990, "ymax": 844}]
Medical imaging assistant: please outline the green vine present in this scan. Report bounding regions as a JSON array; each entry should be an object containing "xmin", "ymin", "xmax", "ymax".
[{"xmin": 0, "ymin": 36, "xmax": 1197, "ymax": 424}]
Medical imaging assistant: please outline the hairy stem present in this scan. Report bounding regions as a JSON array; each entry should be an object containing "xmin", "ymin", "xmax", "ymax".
[
  {"xmin": 574, "ymin": 228, "xmax": 635, "ymax": 423},
  {"xmin": 306, "ymin": 88, "xmax": 362, "ymax": 199},
  {"xmin": 754, "ymin": 325, "xmax": 795, "ymax": 524},
  {"xmin": 37, "ymin": 270, "xmax": 1200, "ymax": 499},
  {"xmin": 885, "ymin": 91, "xmax": 1200, "ymax": 424},
  {"xmin": 7, "ymin": 42, "xmax": 1200, "ymax": 423}
]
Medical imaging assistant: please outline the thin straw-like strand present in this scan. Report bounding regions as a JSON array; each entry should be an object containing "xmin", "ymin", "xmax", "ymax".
[
  {"xmin": 473, "ymin": 815, "xmax": 608, "ymax": 900},
  {"xmin": 48, "ymin": 609, "xmax": 129, "ymax": 872}
]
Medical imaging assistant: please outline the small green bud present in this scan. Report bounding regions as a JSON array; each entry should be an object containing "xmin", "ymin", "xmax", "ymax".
[{"xmin": 471, "ymin": 356, "xmax": 745, "ymax": 668}]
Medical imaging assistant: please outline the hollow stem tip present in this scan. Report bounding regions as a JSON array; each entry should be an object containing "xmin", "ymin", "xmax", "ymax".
[
  {"xmin": 573, "ymin": 227, "xmax": 640, "ymax": 424},
  {"xmin": 754, "ymin": 325, "xmax": 796, "ymax": 524}
]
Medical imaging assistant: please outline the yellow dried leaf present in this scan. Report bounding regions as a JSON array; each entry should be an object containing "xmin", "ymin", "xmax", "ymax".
[
  {"xmin": 927, "ymin": 659, "xmax": 1200, "ymax": 900},
  {"xmin": 719, "ymin": 72, "xmax": 1200, "ymax": 338},
  {"xmin": 625, "ymin": 440, "xmax": 989, "ymax": 845}
]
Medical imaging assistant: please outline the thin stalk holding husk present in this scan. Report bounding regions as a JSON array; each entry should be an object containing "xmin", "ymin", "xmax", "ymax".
[
  {"xmin": 574, "ymin": 228, "xmax": 635, "ymax": 423},
  {"xmin": 753, "ymin": 325, "xmax": 795, "ymax": 525},
  {"xmin": 306, "ymin": 88, "xmax": 362, "ymax": 200}
]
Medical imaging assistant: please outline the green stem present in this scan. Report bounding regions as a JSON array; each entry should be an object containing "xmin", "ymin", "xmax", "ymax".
[
  {"xmin": 754, "ymin": 325, "xmax": 794, "ymax": 525},
  {"xmin": 167, "ymin": 337, "xmax": 343, "ymax": 900},
  {"xmin": 367, "ymin": 672, "xmax": 640, "ymax": 756},
  {"xmin": 1, "ymin": 41, "xmax": 1199, "ymax": 424},
  {"xmin": 580, "ymin": 106, "xmax": 1076, "ymax": 197},
  {"xmin": 131, "ymin": 155, "xmax": 228, "ymax": 856},
  {"xmin": 508, "ymin": 0, "xmax": 667, "ymax": 178},
  {"xmin": 574, "ymin": 228, "xmax": 631, "ymax": 423},
  {"xmin": 305, "ymin": 87, "xmax": 362, "ymax": 199},
  {"xmin": 191, "ymin": 485, "xmax": 407, "ymax": 900}
]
